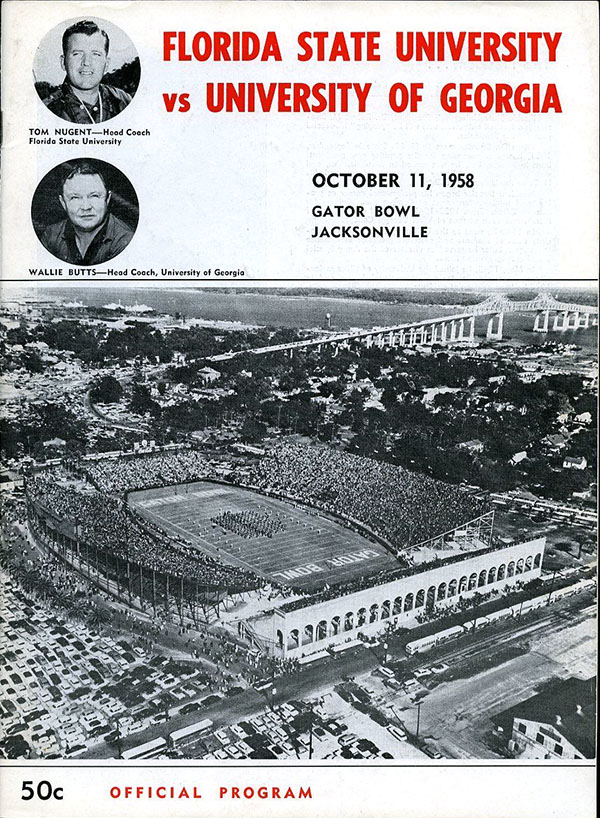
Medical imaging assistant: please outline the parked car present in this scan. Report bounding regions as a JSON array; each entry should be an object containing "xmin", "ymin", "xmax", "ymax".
[
  {"xmin": 422, "ymin": 745, "xmax": 443, "ymax": 759},
  {"xmin": 387, "ymin": 725, "xmax": 408, "ymax": 742}
]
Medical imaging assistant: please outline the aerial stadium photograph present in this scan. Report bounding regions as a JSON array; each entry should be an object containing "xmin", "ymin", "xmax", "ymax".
[{"xmin": 0, "ymin": 283, "xmax": 597, "ymax": 762}]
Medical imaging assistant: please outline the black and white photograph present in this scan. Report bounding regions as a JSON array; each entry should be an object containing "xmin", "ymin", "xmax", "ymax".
[
  {"xmin": 33, "ymin": 17, "xmax": 140, "ymax": 123},
  {"xmin": 0, "ymin": 283, "xmax": 596, "ymax": 764},
  {"xmin": 31, "ymin": 159, "xmax": 139, "ymax": 266}
]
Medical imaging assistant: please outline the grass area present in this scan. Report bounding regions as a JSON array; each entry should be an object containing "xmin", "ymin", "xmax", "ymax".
[{"xmin": 130, "ymin": 481, "xmax": 397, "ymax": 591}]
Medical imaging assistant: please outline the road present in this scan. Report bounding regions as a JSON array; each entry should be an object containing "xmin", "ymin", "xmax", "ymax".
[
  {"xmin": 84, "ymin": 589, "xmax": 596, "ymax": 759},
  {"xmin": 84, "ymin": 391, "xmax": 149, "ymax": 434},
  {"xmin": 394, "ymin": 603, "xmax": 596, "ymax": 758}
]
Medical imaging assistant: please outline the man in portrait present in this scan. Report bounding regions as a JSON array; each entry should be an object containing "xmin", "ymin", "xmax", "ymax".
[
  {"xmin": 40, "ymin": 161, "xmax": 134, "ymax": 265},
  {"xmin": 43, "ymin": 20, "xmax": 132, "ymax": 123}
]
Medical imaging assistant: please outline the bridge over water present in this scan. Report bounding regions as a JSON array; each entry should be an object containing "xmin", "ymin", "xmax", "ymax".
[{"xmin": 210, "ymin": 293, "xmax": 598, "ymax": 360}]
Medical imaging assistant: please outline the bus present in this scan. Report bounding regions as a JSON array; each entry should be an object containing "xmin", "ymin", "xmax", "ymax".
[
  {"xmin": 462, "ymin": 616, "xmax": 490, "ymax": 633},
  {"xmin": 169, "ymin": 718, "xmax": 214, "ymax": 748},
  {"xmin": 405, "ymin": 625, "xmax": 463, "ymax": 655},
  {"xmin": 404, "ymin": 634, "xmax": 439, "ymax": 655},
  {"xmin": 552, "ymin": 578, "xmax": 596, "ymax": 601},
  {"xmin": 121, "ymin": 736, "xmax": 167, "ymax": 759},
  {"xmin": 486, "ymin": 607, "xmax": 514, "ymax": 624}
]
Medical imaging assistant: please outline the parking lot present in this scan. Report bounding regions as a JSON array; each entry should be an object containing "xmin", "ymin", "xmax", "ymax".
[
  {"xmin": 173, "ymin": 690, "xmax": 428, "ymax": 760},
  {"xmin": 0, "ymin": 569, "xmax": 230, "ymax": 760}
]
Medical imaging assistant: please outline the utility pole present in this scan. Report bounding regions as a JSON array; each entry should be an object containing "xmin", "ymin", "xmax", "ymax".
[
  {"xmin": 547, "ymin": 568, "xmax": 558, "ymax": 605},
  {"xmin": 416, "ymin": 701, "xmax": 422, "ymax": 738},
  {"xmin": 471, "ymin": 593, "xmax": 479, "ymax": 634},
  {"xmin": 115, "ymin": 717, "xmax": 123, "ymax": 759}
]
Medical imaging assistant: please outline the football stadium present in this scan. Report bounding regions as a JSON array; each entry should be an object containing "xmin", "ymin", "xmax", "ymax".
[{"xmin": 25, "ymin": 443, "xmax": 546, "ymax": 657}]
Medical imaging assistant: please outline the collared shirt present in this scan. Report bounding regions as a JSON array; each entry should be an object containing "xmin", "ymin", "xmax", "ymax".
[
  {"xmin": 41, "ymin": 213, "xmax": 134, "ymax": 266},
  {"xmin": 43, "ymin": 81, "xmax": 132, "ymax": 124}
]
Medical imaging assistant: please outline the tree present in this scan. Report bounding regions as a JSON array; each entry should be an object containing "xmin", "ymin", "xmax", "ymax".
[
  {"xmin": 346, "ymin": 388, "xmax": 367, "ymax": 433},
  {"xmin": 69, "ymin": 598, "xmax": 90, "ymax": 623},
  {"xmin": 87, "ymin": 606, "xmax": 110, "ymax": 634},
  {"xmin": 20, "ymin": 350, "xmax": 45, "ymax": 373},
  {"xmin": 0, "ymin": 418, "xmax": 21, "ymax": 458},
  {"xmin": 381, "ymin": 384, "xmax": 398, "ymax": 409},
  {"xmin": 240, "ymin": 416, "xmax": 267, "ymax": 443},
  {"xmin": 90, "ymin": 375, "xmax": 123, "ymax": 404},
  {"xmin": 129, "ymin": 384, "xmax": 158, "ymax": 415}
]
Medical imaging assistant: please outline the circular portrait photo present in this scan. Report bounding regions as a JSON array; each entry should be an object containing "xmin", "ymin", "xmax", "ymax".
[
  {"xmin": 33, "ymin": 17, "xmax": 140, "ymax": 123},
  {"xmin": 32, "ymin": 159, "xmax": 139, "ymax": 266}
]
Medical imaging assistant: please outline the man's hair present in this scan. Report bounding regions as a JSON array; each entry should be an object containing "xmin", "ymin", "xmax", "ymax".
[
  {"xmin": 62, "ymin": 20, "xmax": 110, "ymax": 55},
  {"xmin": 61, "ymin": 161, "xmax": 110, "ymax": 194}
]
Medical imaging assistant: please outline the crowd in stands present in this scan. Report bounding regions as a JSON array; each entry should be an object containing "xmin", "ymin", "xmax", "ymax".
[
  {"xmin": 279, "ymin": 565, "xmax": 413, "ymax": 612},
  {"xmin": 82, "ymin": 450, "xmax": 218, "ymax": 495},
  {"xmin": 28, "ymin": 441, "xmax": 488, "ymax": 611},
  {"xmin": 211, "ymin": 510, "xmax": 286, "ymax": 540},
  {"xmin": 26, "ymin": 472, "xmax": 259, "ymax": 591},
  {"xmin": 249, "ymin": 442, "xmax": 489, "ymax": 549}
]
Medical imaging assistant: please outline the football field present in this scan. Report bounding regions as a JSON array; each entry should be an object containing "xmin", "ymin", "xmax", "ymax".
[{"xmin": 129, "ymin": 481, "xmax": 398, "ymax": 591}]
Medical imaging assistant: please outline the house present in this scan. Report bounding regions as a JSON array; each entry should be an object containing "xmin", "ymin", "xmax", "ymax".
[
  {"xmin": 493, "ymin": 677, "xmax": 596, "ymax": 759},
  {"xmin": 0, "ymin": 470, "xmax": 24, "ymax": 492},
  {"xmin": 563, "ymin": 456, "xmax": 587, "ymax": 470},
  {"xmin": 42, "ymin": 437, "xmax": 66, "ymax": 449},
  {"xmin": 197, "ymin": 366, "xmax": 221, "ymax": 385},
  {"xmin": 509, "ymin": 451, "xmax": 528, "ymax": 466},
  {"xmin": 519, "ymin": 371, "xmax": 543, "ymax": 384},
  {"xmin": 543, "ymin": 433, "xmax": 567, "ymax": 451},
  {"xmin": 457, "ymin": 439, "xmax": 484, "ymax": 454},
  {"xmin": 575, "ymin": 412, "xmax": 592, "ymax": 425}
]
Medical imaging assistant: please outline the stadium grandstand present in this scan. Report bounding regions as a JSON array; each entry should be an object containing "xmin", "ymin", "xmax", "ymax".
[
  {"xmin": 26, "ymin": 469, "xmax": 261, "ymax": 623},
  {"xmin": 248, "ymin": 442, "xmax": 489, "ymax": 549},
  {"xmin": 80, "ymin": 449, "xmax": 219, "ymax": 495},
  {"xmin": 25, "ymin": 442, "xmax": 546, "ymax": 656}
]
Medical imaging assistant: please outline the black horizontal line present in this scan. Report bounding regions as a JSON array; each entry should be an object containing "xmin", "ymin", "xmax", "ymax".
[
  {"xmin": 1, "ymin": 763, "xmax": 593, "ymax": 768},
  {"xmin": 3, "ymin": 278, "xmax": 597, "ymax": 283}
]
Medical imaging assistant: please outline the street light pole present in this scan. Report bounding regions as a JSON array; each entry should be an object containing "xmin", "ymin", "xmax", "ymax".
[
  {"xmin": 416, "ymin": 701, "xmax": 422, "ymax": 738},
  {"xmin": 547, "ymin": 569, "xmax": 558, "ymax": 606}
]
